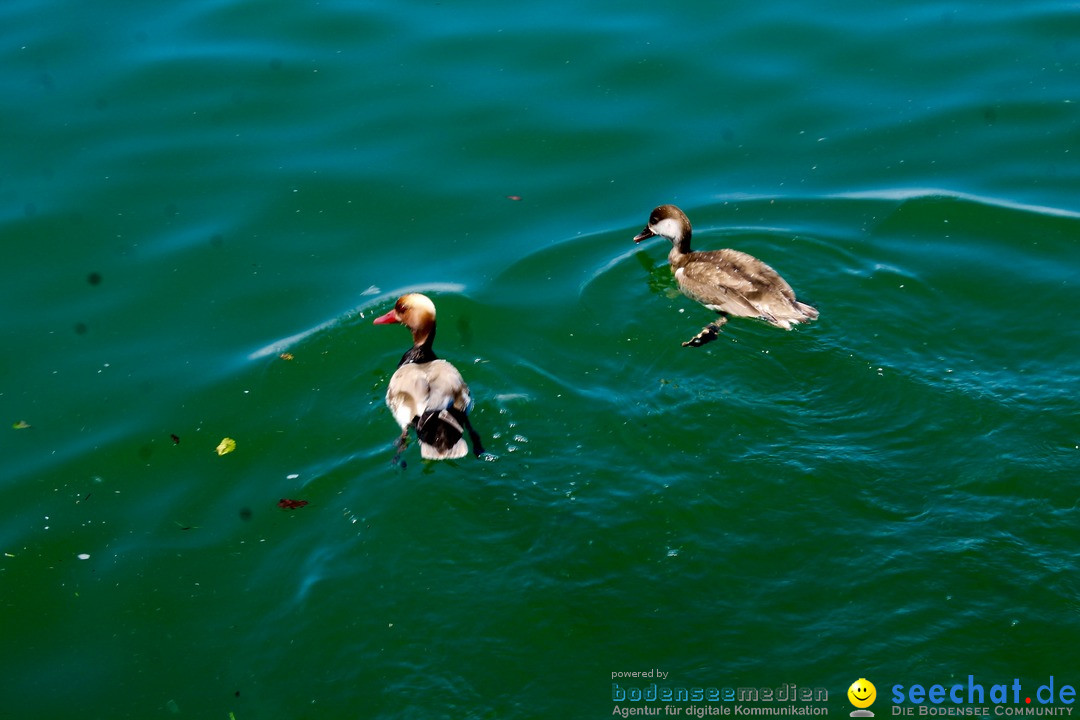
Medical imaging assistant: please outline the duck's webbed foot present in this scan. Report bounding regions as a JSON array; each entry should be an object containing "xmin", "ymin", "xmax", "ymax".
[
  {"xmin": 391, "ymin": 430, "xmax": 410, "ymax": 468},
  {"xmin": 681, "ymin": 317, "xmax": 727, "ymax": 348},
  {"xmin": 464, "ymin": 417, "xmax": 485, "ymax": 457}
]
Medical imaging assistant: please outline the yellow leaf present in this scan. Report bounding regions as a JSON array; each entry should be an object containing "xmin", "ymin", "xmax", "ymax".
[
  {"xmin": 216, "ymin": 438, "xmax": 237, "ymax": 456},
  {"xmin": 12, "ymin": 420, "xmax": 30, "ymax": 429},
  {"xmin": 279, "ymin": 352, "xmax": 294, "ymax": 361}
]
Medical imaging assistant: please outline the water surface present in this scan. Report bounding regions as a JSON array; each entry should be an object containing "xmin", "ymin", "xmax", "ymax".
[{"xmin": 2, "ymin": 1, "xmax": 1079, "ymax": 718}]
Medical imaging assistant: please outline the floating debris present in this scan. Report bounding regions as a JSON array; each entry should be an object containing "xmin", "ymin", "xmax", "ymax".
[
  {"xmin": 216, "ymin": 438, "xmax": 237, "ymax": 456},
  {"xmin": 278, "ymin": 498, "xmax": 308, "ymax": 510}
]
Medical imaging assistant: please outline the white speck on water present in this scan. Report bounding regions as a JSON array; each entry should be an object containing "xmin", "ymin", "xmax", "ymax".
[{"xmin": 77, "ymin": 553, "xmax": 90, "ymax": 560}]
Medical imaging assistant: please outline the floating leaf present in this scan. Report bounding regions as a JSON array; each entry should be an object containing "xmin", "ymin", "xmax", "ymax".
[
  {"xmin": 278, "ymin": 498, "xmax": 308, "ymax": 510},
  {"xmin": 279, "ymin": 352, "xmax": 294, "ymax": 361},
  {"xmin": 12, "ymin": 420, "xmax": 30, "ymax": 429},
  {"xmin": 216, "ymin": 437, "xmax": 237, "ymax": 456}
]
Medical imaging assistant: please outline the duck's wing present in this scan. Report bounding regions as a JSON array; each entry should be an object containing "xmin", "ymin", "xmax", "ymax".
[
  {"xmin": 673, "ymin": 252, "xmax": 763, "ymax": 317},
  {"xmin": 385, "ymin": 364, "xmax": 430, "ymax": 429},
  {"xmin": 676, "ymin": 249, "xmax": 800, "ymax": 319},
  {"xmin": 423, "ymin": 359, "xmax": 471, "ymax": 413},
  {"xmin": 387, "ymin": 360, "xmax": 471, "ymax": 422}
]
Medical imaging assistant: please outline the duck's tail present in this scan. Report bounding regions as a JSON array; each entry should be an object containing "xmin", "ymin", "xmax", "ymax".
[
  {"xmin": 769, "ymin": 300, "xmax": 819, "ymax": 330},
  {"xmin": 415, "ymin": 409, "xmax": 468, "ymax": 460},
  {"xmin": 415, "ymin": 408, "xmax": 486, "ymax": 460},
  {"xmin": 795, "ymin": 301, "xmax": 819, "ymax": 322}
]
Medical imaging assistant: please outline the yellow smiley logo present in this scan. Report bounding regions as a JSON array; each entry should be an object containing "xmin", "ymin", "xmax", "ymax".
[{"xmin": 848, "ymin": 678, "xmax": 877, "ymax": 709}]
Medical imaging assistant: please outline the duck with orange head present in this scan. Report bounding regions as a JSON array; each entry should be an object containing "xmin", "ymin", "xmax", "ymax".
[{"xmin": 374, "ymin": 293, "xmax": 484, "ymax": 462}]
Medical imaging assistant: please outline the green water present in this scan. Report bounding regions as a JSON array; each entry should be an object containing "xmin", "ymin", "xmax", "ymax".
[{"xmin": 3, "ymin": 1, "xmax": 1079, "ymax": 718}]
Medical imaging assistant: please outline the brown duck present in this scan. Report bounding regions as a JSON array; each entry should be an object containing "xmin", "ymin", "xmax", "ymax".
[
  {"xmin": 634, "ymin": 204, "xmax": 818, "ymax": 347},
  {"xmin": 374, "ymin": 293, "xmax": 483, "ymax": 462}
]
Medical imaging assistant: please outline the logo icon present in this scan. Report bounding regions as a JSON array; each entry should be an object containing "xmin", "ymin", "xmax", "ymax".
[{"xmin": 848, "ymin": 678, "xmax": 876, "ymax": 717}]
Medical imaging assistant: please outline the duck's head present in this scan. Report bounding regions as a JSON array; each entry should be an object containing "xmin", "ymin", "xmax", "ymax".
[
  {"xmin": 634, "ymin": 204, "xmax": 692, "ymax": 251},
  {"xmin": 374, "ymin": 293, "xmax": 437, "ymax": 345}
]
